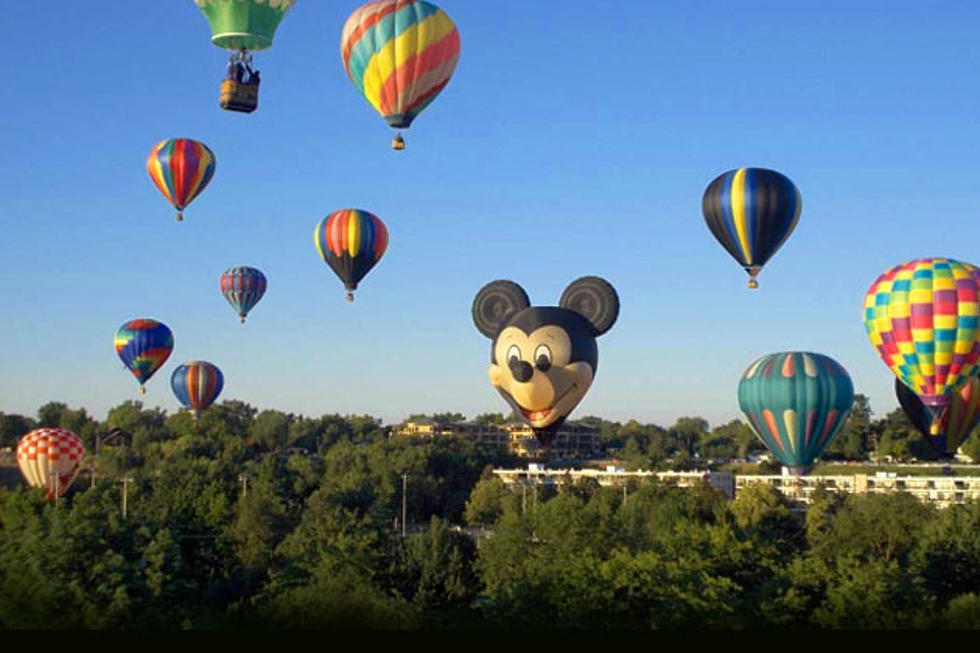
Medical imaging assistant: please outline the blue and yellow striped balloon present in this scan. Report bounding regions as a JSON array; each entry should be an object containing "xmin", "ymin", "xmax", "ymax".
[
  {"xmin": 738, "ymin": 352, "xmax": 854, "ymax": 475},
  {"xmin": 702, "ymin": 168, "xmax": 801, "ymax": 288}
]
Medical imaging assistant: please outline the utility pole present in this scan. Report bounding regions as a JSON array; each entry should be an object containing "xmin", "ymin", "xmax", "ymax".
[
  {"xmin": 239, "ymin": 474, "xmax": 249, "ymax": 499},
  {"xmin": 120, "ymin": 477, "xmax": 133, "ymax": 518},
  {"xmin": 91, "ymin": 433, "xmax": 99, "ymax": 488},
  {"xmin": 622, "ymin": 482, "xmax": 627, "ymax": 505},
  {"xmin": 401, "ymin": 473, "xmax": 408, "ymax": 537},
  {"xmin": 522, "ymin": 481, "xmax": 527, "ymax": 515}
]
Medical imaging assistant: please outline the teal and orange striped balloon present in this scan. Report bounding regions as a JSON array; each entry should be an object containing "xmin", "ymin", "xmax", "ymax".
[
  {"xmin": 340, "ymin": 0, "xmax": 460, "ymax": 148},
  {"xmin": 738, "ymin": 352, "xmax": 854, "ymax": 475},
  {"xmin": 171, "ymin": 361, "xmax": 223, "ymax": 420},
  {"xmin": 863, "ymin": 258, "xmax": 980, "ymax": 433},
  {"xmin": 314, "ymin": 209, "xmax": 388, "ymax": 301},
  {"xmin": 146, "ymin": 138, "xmax": 216, "ymax": 221},
  {"xmin": 702, "ymin": 168, "xmax": 801, "ymax": 288}
]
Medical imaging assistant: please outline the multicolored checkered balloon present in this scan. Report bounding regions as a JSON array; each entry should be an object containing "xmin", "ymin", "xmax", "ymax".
[
  {"xmin": 863, "ymin": 257, "xmax": 980, "ymax": 432},
  {"xmin": 16, "ymin": 428, "xmax": 85, "ymax": 499}
]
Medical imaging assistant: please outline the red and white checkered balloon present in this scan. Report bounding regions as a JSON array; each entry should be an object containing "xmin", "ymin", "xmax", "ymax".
[{"xmin": 16, "ymin": 428, "xmax": 85, "ymax": 498}]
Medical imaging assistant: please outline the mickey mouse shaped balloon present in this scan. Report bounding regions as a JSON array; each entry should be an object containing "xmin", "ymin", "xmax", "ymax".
[{"xmin": 472, "ymin": 277, "xmax": 619, "ymax": 446}]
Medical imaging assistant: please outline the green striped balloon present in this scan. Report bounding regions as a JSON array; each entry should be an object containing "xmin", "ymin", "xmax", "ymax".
[{"xmin": 737, "ymin": 352, "xmax": 854, "ymax": 475}]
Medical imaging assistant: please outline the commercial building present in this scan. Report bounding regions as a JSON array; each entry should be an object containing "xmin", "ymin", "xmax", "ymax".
[{"xmin": 393, "ymin": 419, "xmax": 600, "ymax": 459}]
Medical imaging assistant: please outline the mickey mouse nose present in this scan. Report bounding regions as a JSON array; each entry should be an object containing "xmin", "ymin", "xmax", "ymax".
[{"xmin": 509, "ymin": 358, "xmax": 534, "ymax": 383}]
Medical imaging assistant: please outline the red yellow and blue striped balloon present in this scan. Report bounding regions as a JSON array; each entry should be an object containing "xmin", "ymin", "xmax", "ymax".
[
  {"xmin": 146, "ymin": 138, "xmax": 216, "ymax": 221},
  {"xmin": 864, "ymin": 257, "xmax": 980, "ymax": 433},
  {"xmin": 220, "ymin": 266, "xmax": 267, "ymax": 323},
  {"xmin": 314, "ymin": 209, "xmax": 389, "ymax": 301},
  {"xmin": 341, "ymin": 0, "xmax": 461, "ymax": 148},
  {"xmin": 114, "ymin": 319, "xmax": 174, "ymax": 394},
  {"xmin": 702, "ymin": 168, "xmax": 802, "ymax": 288},
  {"xmin": 895, "ymin": 377, "xmax": 980, "ymax": 456},
  {"xmin": 738, "ymin": 352, "xmax": 854, "ymax": 475},
  {"xmin": 171, "ymin": 361, "xmax": 224, "ymax": 420}
]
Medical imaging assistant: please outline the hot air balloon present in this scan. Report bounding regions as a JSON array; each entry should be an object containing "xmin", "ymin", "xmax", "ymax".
[
  {"xmin": 171, "ymin": 361, "xmax": 224, "ymax": 420},
  {"xmin": 314, "ymin": 209, "xmax": 388, "ymax": 301},
  {"xmin": 146, "ymin": 138, "xmax": 216, "ymax": 221},
  {"xmin": 738, "ymin": 352, "xmax": 854, "ymax": 475},
  {"xmin": 115, "ymin": 319, "xmax": 174, "ymax": 394},
  {"xmin": 220, "ymin": 266, "xmax": 267, "ymax": 323},
  {"xmin": 864, "ymin": 258, "xmax": 980, "ymax": 435},
  {"xmin": 702, "ymin": 167, "xmax": 802, "ymax": 289},
  {"xmin": 194, "ymin": 0, "xmax": 296, "ymax": 112},
  {"xmin": 17, "ymin": 428, "xmax": 85, "ymax": 499},
  {"xmin": 340, "ymin": 0, "xmax": 461, "ymax": 149},
  {"xmin": 471, "ymin": 277, "xmax": 619, "ymax": 447},
  {"xmin": 895, "ymin": 377, "xmax": 980, "ymax": 457}
]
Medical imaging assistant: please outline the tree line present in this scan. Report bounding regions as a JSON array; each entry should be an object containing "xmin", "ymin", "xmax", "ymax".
[{"xmin": 0, "ymin": 399, "xmax": 979, "ymax": 628}]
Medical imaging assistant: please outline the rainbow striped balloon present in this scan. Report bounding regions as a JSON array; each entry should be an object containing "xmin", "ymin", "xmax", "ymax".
[
  {"xmin": 314, "ymin": 209, "xmax": 388, "ymax": 301},
  {"xmin": 115, "ymin": 319, "xmax": 174, "ymax": 394},
  {"xmin": 341, "ymin": 0, "xmax": 460, "ymax": 139},
  {"xmin": 220, "ymin": 266, "xmax": 267, "ymax": 323},
  {"xmin": 146, "ymin": 138, "xmax": 216, "ymax": 221},
  {"xmin": 738, "ymin": 352, "xmax": 854, "ymax": 475},
  {"xmin": 895, "ymin": 377, "xmax": 980, "ymax": 456},
  {"xmin": 171, "ymin": 361, "xmax": 224, "ymax": 420},
  {"xmin": 864, "ymin": 258, "xmax": 980, "ymax": 427},
  {"xmin": 702, "ymin": 168, "xmax": 802, "ymax": 288}
]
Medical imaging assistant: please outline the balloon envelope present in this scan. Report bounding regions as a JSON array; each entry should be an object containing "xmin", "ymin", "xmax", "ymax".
[
  {"xmin": 340, "ymin": 0, "xmax": 460, "ymax": 130},
  {"xmin": 896, "ymin": 377, "xmax": 980, "ymax": 456},
  {"xmin": 738, "ymin": 352, "xmax": 854, "ymax": 474},
  {"xmin": 314, "ymin": 209, "xmax": 388, "ymax": 300},
  {"xmin": 220, "ymin": 266, "xmax": 267, "ymax": 322},
  {"xmin": 171, "ymin": 361, "xmax": 224, "ymax": 419},
  {"xmin": 864, "ymin": 258, "xmax": 980, "ymax": 430},
  {"xmin": 702, "ymin": 168, "xmax": 801, "ymax": 287},
  {"xmin": 17, "ymin": 428, "xmax": 85, "ymax": 499},
  {"xmin": 195, "ymin": 0, "xmax": 295, "ymax": 51},
  {"xmin": 146, "ymin": 138, "xmax": 216, "ymax": 220},
  {"xmin": 115, "ymin": 319, "xmax": 174, "ymax": 392}
]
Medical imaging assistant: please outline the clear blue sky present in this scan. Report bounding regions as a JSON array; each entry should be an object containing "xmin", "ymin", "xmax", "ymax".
[{"xmin": 3, "ymin": 1, "xmax": 980, "ymax": 428}]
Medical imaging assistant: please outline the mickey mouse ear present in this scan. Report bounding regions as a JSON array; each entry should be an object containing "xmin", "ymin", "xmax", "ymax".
[
  {"xmin": 472, "ymin": 280, "xmax": 530, "ymax": 338},
  {"xmin": 559, "ymin": 276, "xmax": 619, "ymax": 336}
]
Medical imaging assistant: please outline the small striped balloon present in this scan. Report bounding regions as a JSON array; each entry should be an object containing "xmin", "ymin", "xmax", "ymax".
[
  {"xmin": 16, "ymin": 428, "xmax": 85, "ymax": 499},
  {"xmin": 114, "ymin": 319, "xmax": 174, "ymax": 394},
  {"xmin": 171, "ymin": 361, "xmax": 224, "ymax": 420},
  {"xmin": 864, "ymin": 258, "xmax": 980, "ymax": 433},
  {"xmin": 738, "ymin": 352, "xmax": 854, "ymax": 475},
  {"xmin": 220, "ymin": 266, "xmax": 267, "ymax": 323},
  {"xmin": 341, "ymin": 0, "xmax": 461, "ymax": 147},
  {"xmin": 146, "ymin": 138, "xmax": 216, "ymax": 221},
  {"xmin": 313, "ymin": 209, "xmax": 388, "ymax": 301}
]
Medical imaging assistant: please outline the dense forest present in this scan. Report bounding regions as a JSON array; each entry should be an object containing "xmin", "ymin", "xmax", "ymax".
[{"xmin": 1, "ymin": 399, "xmax": 980, "ymax": 629}]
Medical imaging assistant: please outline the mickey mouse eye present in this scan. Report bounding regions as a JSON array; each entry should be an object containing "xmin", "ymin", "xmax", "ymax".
[
  {"xmin": 507, "ymin": 345, "xmax": 522, "ymax": 363},
  {"xmin": 534, "ymin": 344, "xmax": 552, "ymax": 371}
]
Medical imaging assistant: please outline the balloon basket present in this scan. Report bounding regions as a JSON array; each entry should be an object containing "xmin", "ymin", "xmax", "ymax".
[
  {"xmin": 747, "ymin": 279, "xmax": 758, "ymax": 289},
  {"xmin": 138, "ymin": 386, "xmax": 146, "ymax": 396},
  {"xmin": 346, "ymin": 292, "xmax": 355, "ymax": 302},
  {"xmin": 176, "ymin": 212, "xmax": 183, "ymax": 222},
  {"xmin": 220, "ymin": 79, "xmax": 259, "ymax": 113},
  {"xmin": 392, "ymin": 133, "xmax": 405, "ymax": 150}
]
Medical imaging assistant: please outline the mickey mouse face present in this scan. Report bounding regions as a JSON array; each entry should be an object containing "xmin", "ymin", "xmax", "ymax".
[{"xmin": 473, "ymin": 277, "xmax": 619, "ymax": 435}]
